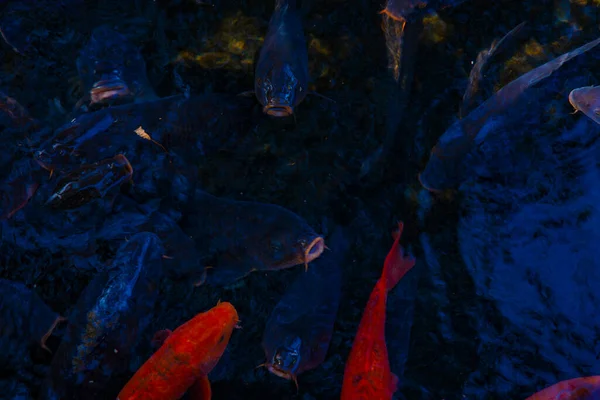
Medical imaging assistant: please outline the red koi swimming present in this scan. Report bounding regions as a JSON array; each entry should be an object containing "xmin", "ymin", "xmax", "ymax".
[
  {"xmin": 341, "ymin": 221, "xmax": 416, "ymax": 399},
  {"xmin": 526, "ymin": 376, "xmax": 600, "ymax": 400},
  {"xmin": 117, "ymin": 301, "xmax": 239, "ymax": 400}
]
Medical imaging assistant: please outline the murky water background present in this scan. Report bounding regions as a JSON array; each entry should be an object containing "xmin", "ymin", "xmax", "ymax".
[{"xmin": 1, "ymin": 0, "xmax": 599, "ymax": 399}]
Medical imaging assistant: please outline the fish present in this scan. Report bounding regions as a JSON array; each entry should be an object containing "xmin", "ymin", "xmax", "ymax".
[
  {"xmin": 0, "ymin": 279, "xmax": 66, "ymax": 369},
  {"xmin": 261, "ymin": 226, "xmax": 348, "ymax": 387},
  {"xmin": 42, "ymin": 232, "xmax": 165, "ymax": 399},
  {"xmin": 526, "ymin": 376, "xmax": 600, "ymax": 400},
  {"xmin": 181, "ymin": 189, "xmax": 325, "ymax": 286},
  {"xmin": 117, "ymin": 301, "xmax": 239, "ymax": 400},
  {"xmin": 76, "ymin": 25, "xmax": 159, "ymax": 110},
  {"xmin": 569, "ymin": 86, "xmax": 600, "ymax": 123},
  {"xmin": 44, "ymin": 154, "xmax": 133, "ymax": 209},
  {"xmin": 419, "ymin": 36, "xmax": 600, "ymax": 192},
  {"xmin": 254, "ymin": 0, "xmax": 309, "ymax": 117},
  {"xmin": 341, "ymin": 221, "xmax": 416, "ymax": 399}
]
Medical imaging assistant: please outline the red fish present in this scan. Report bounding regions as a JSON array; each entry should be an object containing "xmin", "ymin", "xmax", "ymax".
[
  {"xmin": 117, "ymin": 301, "xmax": 239, "ymax": 400},
  {"xmin": 341, "ymin": 222, "xmax": 416, "ymax": 399},
  {"xmin": 526, "ymin": 377, "xmax": 600, "ymax": 400}
]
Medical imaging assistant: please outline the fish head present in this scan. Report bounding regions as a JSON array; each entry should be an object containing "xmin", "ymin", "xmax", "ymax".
[
  {"xmin": 267, "ymin": 336, "xmax": 302, "ymax": 379},
  {"xmin": 250, "ymin": 204, "xmax": 325, "ymax": 270},
  {"xmin": 198, "ymin": 302, "xmax": 239, "ymax": 373},
  {"xmin": 569, "ymin": 86, "xmax": 600, "ymax": 123},
  {"xmin": 255, "ymin": 62, "xmax": 307, "ymax": 118},
  {"xmin": 118, "ymin": 231, "xmax": 165, "ymax": 268},
  {"xmin": 77, "ymin": 26, "xmax": 155, "ymax": 108}
]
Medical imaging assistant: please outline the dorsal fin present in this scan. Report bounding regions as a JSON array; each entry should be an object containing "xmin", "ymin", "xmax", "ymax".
[{"xmin": 461, "ymin": 22, "xmax": 529, "ymax": 117}]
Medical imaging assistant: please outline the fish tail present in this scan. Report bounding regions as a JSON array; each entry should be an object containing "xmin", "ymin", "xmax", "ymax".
[{"xmin": 382, "ymin": 221, "xmax": 416, "ymax": 291}]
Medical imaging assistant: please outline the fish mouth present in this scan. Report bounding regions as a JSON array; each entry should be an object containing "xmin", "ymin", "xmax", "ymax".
[
  {"xmin": 90, "ymin": 78, "xmax": 132, "ymax": 105},
  {"xmin": 264, "ymin": 104, "xmax": 293, "ymax": 117},
  {"xmin": 568, "ymin": 89, "xmax": 579, "ymax": 110},
  {"xmin": 266, "ymin": 364, "xmax": 294, "ymax": 380},
  {"xmin": 303, "ymin": 236, "xmax": 325, "ymax": 269}
]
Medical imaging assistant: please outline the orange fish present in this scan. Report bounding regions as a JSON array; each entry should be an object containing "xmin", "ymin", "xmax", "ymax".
[
  {"xmin": 526, "ymin": 377, "xmax": 600, "ymax": 400},
  {"xmin": 341, "ymin": 221, "xmax": 416, "ymax": 399},
  {"xmin": 117, "ymin": 301, "xmax": 239, "ymax": 400}
]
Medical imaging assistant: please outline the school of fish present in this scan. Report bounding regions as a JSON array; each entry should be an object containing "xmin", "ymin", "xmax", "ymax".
[{"xmin": 1, "ymin": 0, "xmax": 600, "ymax": 399}]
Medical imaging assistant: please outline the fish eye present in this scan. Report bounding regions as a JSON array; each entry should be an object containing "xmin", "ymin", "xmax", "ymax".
[
  {"xmin": 273, "ymin": 352, "xmax": 284, "ymax": 366},
  {"xmin": 298, "ymin": 239, "xmax": 307, "ymax": 248}
]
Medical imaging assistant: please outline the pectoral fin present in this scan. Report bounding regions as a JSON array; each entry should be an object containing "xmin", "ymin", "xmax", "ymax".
[
  {"xmin": 308, "ymin": 91, "xmax": 335, "ymax": 103},
  {"xmin": 390, "ymin": 372, "xmax": 399, "ymax": 392},
  {"xmin": 188, "ymin": 375, "xmax": 211, "ymax": 400},
  {"xmin": 237, "ymin": 90, "xmax": 255, "ymax": 98},
  {"xmin": 207, "ymin": 254, "xmax": 259, "ymax": 287}
]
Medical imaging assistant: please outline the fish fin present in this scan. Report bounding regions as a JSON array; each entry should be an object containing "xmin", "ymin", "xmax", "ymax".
[
  {"xmin": 40, "ymin": 315, "xmax": 67, "ymax": 353},
  {"xmin": 383, "ymin": 221, "xmax": 416, "ymax": 291},
  {"xmin": 188, "ymin": 375, "xmax": 211, "ymax": 400},
  {"xmin": 193, "ymin": 266, "xmax": 213, "ymax": 287},
  {"xmin": 238, "ymin": 90, "xmax": 255, "ymax": 98},
  {"xmin": 151, "ymin": 329, "xmax": 173, "ymax": 349},
  {"xmin": 390, "ymin": 373, "xmax": 399, "ymax": 392},
  {"xmin": 208, "ymin": 257, "xmax": 255, "ymax": 286},
  {"xmin": 308, "ymin": 91, "xmax": 335, "ymax": 103},
  {"xmin": 461, "ymin": 21, "xmax": 528, "ymax": 117}
]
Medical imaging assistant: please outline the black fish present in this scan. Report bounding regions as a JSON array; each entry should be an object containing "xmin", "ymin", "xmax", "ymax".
[
  {"xmin": 181, "ymin": 190, "xmax": 325, "ymax": 286},
  {"xmin": 76, "ymin": 25, "xmax": 159, "ymax": 109},
  {"xmin": 254, "ymin": 0, "xmax": 309, "ymax": 117},
  {"xmin": 261, "ymin": 226, "xmax": 347, "ymax": 386},
  {"xmin": 41, "ymin": 232, "xmax": 164, "ymax": 399}
]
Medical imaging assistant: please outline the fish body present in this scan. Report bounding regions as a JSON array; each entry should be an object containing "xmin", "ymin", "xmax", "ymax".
[
  {"xmin": 526, "ymin": 377, "xmax": 600, "ymax": 400},
  {"xmin": 262, "ymin": 227, "xmax": 348, "ymax": 383},
  {"xmin": 29, "ymin": 93, "xmax": 255, "ymax": 206},
  {"xmin": 43, "ymin": 232, "xmax": 164, "ymax": 399},
  {"xmin": 181, "ymin": 189, "xmax": 325, "ymax": 286},
  {"xmin": 254, "ymin": 0, "xmax": 309, "ymax": 117},
  {"xmin": 76, "ymin": 25, "xmax": 159, "ymax": 109},
  {"xmin": 35, "ymin": 93, "xmax": 255, "ymax": 171},
  {"xmin": 44, "ymin": 154, "xmax": 133, "ymax": 209},
  {"xmin": 0, "ymin": 279, "xmax": 65, "ymax": 369},
  {"xmin": 117, "ymin": 302, "xmax": 239, "ymax": 400},
  {"xmin": 341, "ymin": 222, "xmax": 416, "ymax": 400},
  {"xmin": 420, "ymin": 36, "xmax": 600, "ymax": 192}
]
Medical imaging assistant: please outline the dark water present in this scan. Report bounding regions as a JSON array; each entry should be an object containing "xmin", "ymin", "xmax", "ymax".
[{"xmin": 1, "ymin": 0, "xmax": 599, "ymax": 399}]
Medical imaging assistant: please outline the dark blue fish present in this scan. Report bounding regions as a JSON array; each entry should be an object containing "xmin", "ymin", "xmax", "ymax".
[
  {"xmin": 261, "ymin": 227, "xmax": 347, "ymax": 385},
  {"xmin": 0, "ymin": 279, "xmax": 65, "ymax": 370},
  {"xmin": 420, "ymin": 36, "xmax": 600, "ymax": 192},
  {"xmin": 41, "ymin": 232, "xmax": 165, "ymax": 399},
  {"xmin": 181, "ymin": 190, "xmax": 325, "ymax": 286},
  {"xmin": 254, "ymin": 0, "xmax": 309, "ymax": 117},
  {"xmin": 76, "ymin": 25, "xmax": 159, "ymax": 110}
]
